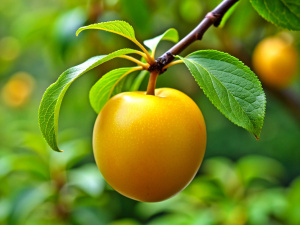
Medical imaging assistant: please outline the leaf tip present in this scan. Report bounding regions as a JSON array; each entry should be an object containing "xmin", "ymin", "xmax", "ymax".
[
  {"xmin": 49, "ymin": 144, "xmax": 64, "ymax": 153},
  {"xmin": 53, "ymin": 149, "xmax": 64, "ymax": 153},
  {"xmin": 76, "ymin": 28, "xmax": 83, "ymax": 36},
  {"xmin": 254, "ymin": 134, "xmax": 260, "ymax": 141}
]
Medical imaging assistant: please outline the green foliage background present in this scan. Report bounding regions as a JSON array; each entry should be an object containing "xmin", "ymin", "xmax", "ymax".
[{"xmin": 0, "ymin": 0, "xmax": 299, "ymax": 224}]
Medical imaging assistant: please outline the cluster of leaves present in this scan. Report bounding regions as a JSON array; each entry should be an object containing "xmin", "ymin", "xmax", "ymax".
[
  {"xmin": 137, "ymin": 156, "xmax": 300, "ymax": 225},
  {"xmin": 38, "ymin": 0, "xmax": 300, "ymax": 152},
  {"xmin": 39, "ymin": 20, "xmax": 266, "ymax": 152}
]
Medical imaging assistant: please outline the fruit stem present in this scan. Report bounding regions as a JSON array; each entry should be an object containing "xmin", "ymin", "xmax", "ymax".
[{"xmin": 146, "ymin": 71, "xmax": 159, "ymax": 95}]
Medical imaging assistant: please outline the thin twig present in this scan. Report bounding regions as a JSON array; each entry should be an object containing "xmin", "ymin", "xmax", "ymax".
[{"xmin": 148, "ymin": 0, "xmax": 239, "ymax": 73}]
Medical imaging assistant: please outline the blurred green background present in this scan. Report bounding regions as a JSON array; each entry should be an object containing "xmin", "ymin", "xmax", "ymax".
[{"xmin": 0, "ymin": 0, "xmax": 300, "ymax": 224}]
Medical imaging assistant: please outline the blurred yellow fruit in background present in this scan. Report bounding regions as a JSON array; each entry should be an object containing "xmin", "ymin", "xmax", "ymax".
[
  {"xmin": 1, "ymin": 72, "xmax": 35, "ymax": 108},
  {"xmin": 252, "ymin": 35, "xmax": 298, "ymax": 89},
  {"xmin": 93, "ymin": 88, "xmax": 206, "ymax": 202}
]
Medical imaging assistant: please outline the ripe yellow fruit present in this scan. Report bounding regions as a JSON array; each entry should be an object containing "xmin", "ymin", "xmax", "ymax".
[
  {"xmin": 252, "ymin": 36, "xmax": 298, "ymax": 89},
  {"xmin": 93, "ymin": 88, "xmax": 206, "ymax": 202}
]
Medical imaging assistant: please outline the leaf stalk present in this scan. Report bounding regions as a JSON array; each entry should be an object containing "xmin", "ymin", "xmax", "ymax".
[
  {"xmin": 162, "ymin": 60, "xmax": 183, "ymax": 70},
  {"xmin": 132, "ymin": 39, "xmax": 156, "ymax": 64},
  {"xmin": 118, "ymin": 55, "xmax": 149, "ymax": 69}
]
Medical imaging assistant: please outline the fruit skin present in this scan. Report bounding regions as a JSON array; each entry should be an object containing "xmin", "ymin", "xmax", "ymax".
[
  {"xmin": 93, "ymin": 88, "xmax": 206, "ymax": 202},
  {"xmin": 252, "ymin": 36, "xmax": 298, "ymax": 89}
]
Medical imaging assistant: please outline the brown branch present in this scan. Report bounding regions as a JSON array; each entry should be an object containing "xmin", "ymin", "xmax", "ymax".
[{"xmin": 148, "ymin": 0, "xmax": 239, "ymax": 73}]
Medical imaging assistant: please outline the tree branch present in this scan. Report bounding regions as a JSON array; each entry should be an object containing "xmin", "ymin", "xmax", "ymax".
[{"xmin": 148, "ymin": 0, "xmax": 239, "ymax": 73}]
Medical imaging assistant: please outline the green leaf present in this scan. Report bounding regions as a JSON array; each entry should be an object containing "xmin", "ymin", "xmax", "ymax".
[
  {"xmin": 38, "ymin": 48, "xmax": 139, "ymax": 152},
  {"xmin": 89, "ymin": 67, "xmax": 142, "ymax": 114},
  {"xmin": 10, "ymin": 184, "xmax": 52, "ymax": 224},
  {"xmin": 180, "ymin": 50, "xmax": 266, "ymax": 138},
  {"xmin": 130, "ymin": 70, "xmax": 149, "ymax": 91},
  {"xmin": 219, "ymin": 3, "xmax": 238, "ymax": 27},
  {"xmin": 237, "ymin": 155, "xmax": 284, "ymax": 185},
  {"xmin": 144, "ymin": 28, "xmax": 179, "ymax": 53},
  {"xmin": 76, "ymin": 20, "xmax": 136, "ymax": 41},
  {"xmin": 250, "ymin": 0, "xmax": 300, "ymax": 30},
  {"xmin": 111, "ymin": 75, "xmax": 126, "ymax": 96}
]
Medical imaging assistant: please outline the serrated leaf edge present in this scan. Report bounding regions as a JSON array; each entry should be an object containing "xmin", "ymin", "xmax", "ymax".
[
  {"xmin": 38, "ymin": 48, "xmax": 140, "ymax": 152},
  {"xmin": 89, "ymin": 66, "xmax": 142, "ymax": 113},
  {"xmin": 250, "ymin": 0, "xmax": 300, "ymax": 31},
  {"xmin": 76, "ymin": 20, "xmax": 136, "ymax": 40},
  {"xmin": 179, "ymin": 50, "xmax": 266, "ymax": 138},
  {"xmin": 76, "ymin": 20, "xmax": 153, "ymax": 63}
]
